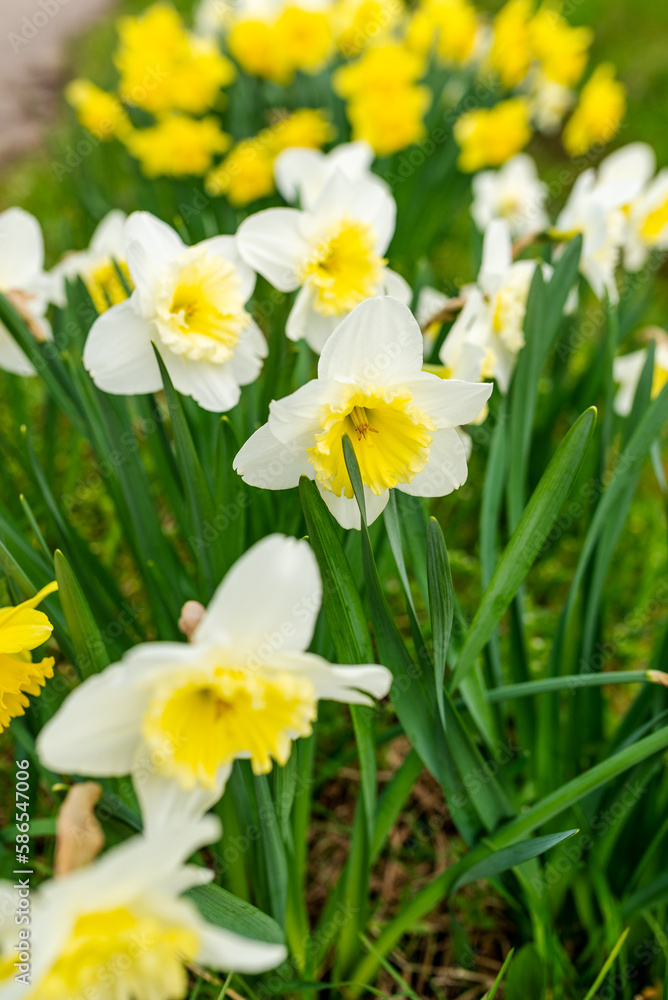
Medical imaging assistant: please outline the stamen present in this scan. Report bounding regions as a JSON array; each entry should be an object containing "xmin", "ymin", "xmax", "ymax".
[{"xmin": 349, "ymin": 405, "xmax": 378, "ymax": 440}]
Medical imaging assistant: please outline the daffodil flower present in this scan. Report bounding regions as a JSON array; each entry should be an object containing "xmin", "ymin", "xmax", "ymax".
[
  {"xmin": 613, "ymin": 336, "xmax": 668, "ymax": 416},
  {"xmin": 0, "ymin": 817, "xmax": 286, "ymax": 1000},
  {"xmin": 83, "ymin": 212, "xmax": 267, "ymax": 411},
  {"xmin": 273, "ymin": 140, "xmax": 386, "ymax": 210},
  {"xmin": 234, "ymin": 297, "xmax": 492, "ymax": 528},
  {"xmin": 442, "ymin": 220, "xmax": 544, "ymax": 392},
  {"xmin": 0, "ymin": 208, "xmax": 57, "ymax": 376},
  {"xmin": 38, "ymin": 536, "xmax": 391, "ymax": 831},
  {"xmin": 237, "ymin": 171, "xmax": 410, "ymax": 353},
  {"xmin": 52, "ymin": 210, "xmax": 131, "ymax": 314},
  {"xmin": 471, "ymin": 154, "xmax": 549, "ymax": 239},
  {"xmin": 0, "ymin": 581, "xmax": 58, "ymax": 734}
]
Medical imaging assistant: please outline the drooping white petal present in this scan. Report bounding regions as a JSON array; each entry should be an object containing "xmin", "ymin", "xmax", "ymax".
[
  {"xmin": 479, "ymin": 219, "xmax": 513, "ymax": 293},
  {"xmin": 0, "ymin": 207, "xmax": 44, "ymax": 290},
  {"xmin": 234, "ymin": 421, "xmax": 314, "ymax": 490},
  {"xmin": 37, "ymin": 663, "xmax": 149, "ymax": 776},
  {"xmin": 124, "ymin": 211, "xmax": 184, "ymax": 312},
  {"xmin": 399, "ymin": 426, "xmax": 469, "ymax": 497},
  {"xmin": 133, "ymin": 753, "xmax": 230, "ymax": 834},
  {"xmin": 225, "ymin": 320, "xmax": 267, "ymax": 385},
  {"xmin": 83, "ymin": 296, "xmax": 162, "ymax": 395},
  {"xmin": 237, "ymin": 208, "xmax": 310, "ymax": 291},
  {"xmin": 399, "ymin": 373, "xmax": 494, "ymax": 428},
  {"xmin": 318, "ymin": 296, "xmax": 424, "ymax": 384},
  {"xmin": 196, "ymin": 924, "xmax": 287, "ymax": 973},
  {"xmin": 0, "ymin": 323, "xmax": 35, "ymax": 376},
  {"xmin": 159, "ymin": 349, "xmax": 244, "ymax": 412},
  {"xmin": 194, "ymin": 534, "xmax": 322, "ymax": 656},
  {"xmin": 320, "ymin": 484, "xmax": 389, "ymax": 529}
]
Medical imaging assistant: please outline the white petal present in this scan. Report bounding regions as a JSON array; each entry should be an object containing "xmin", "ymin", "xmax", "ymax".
[
  {"xmin": 196, "ymin": 925, "xmax": 287, "ymax": 973},
  {"xmin": 37, "ymin": 663, "xmax": 148, "ymax": 776},
  {"xmin": 399, "ymin": 373, "xmax": 494, "ymax": 428},
  {"xmin": 124, "ymin": 211, "xmax": 184, "ymax": 310},
  {"xmin": 198, "ymin": 234, "xmax": 257, "ymax": 302},
  {"xmin": 0, "ymin": 207, "xmax": 44, "ymax": 289},
  {"xmin": 318, "ymin": 296, "xmax": 424, "ymax": 384},
  {"xmin": 159, "ymin": 349, "xmax": 243, "ymax": 412},
  {"xmin": 133, "ymin": 754, "xmax": 230, "ymax": 834},
  {"xmin": 399, "ymin": 426, "xmax": 469, "ymax": 497},
  {"xmin": 269, "ymin": 377, "xmax": 330, "ymax": 441},
  {"xmin": 234, "ymin": 421, "xmax": 313, "ymax": 489},
  {"xmin": 598, "ymin": 143, "xmax": 656, "ymax": 206},
  {"xmin": 83, "ymin": 296, "xmax": 162, "ymax": 395},
  {"xmin": 479, "ymin": 219, "xmax": 512, "ymax": 290},
  {"xmin": 236, "ymin": 209, "xmax": 309, "ymax": 291},
  {"xmin": 320, "ymin": 485, "xmax": 389, "ymax": 529},
  {"xmin": 310, "ymin": 172, "xmax": 396, "ymax": 255},
  {"xmin": 271, "ymin": 651, "xmax": 392, "ymax": 704},
  {"xmin": 0, "ymin": 323, "xmax": 35, "ymax": 376},
  {"xmin": 90, "ymin": 209, "xmax": 127, "ymax": 257},
  {"xmin": 226, "ymin": 320, "xmax": 267, "ymax": 385},
  {"xmin": 194, "ymin": 534, "xmax": 322, "ymax": 656},
  {"xmin": 382, "ymin": 269, "xmax": 412, "ymax": 304},
  {"xmin": 273, "ymin": 147, "xmax": 325, "ymax": 204}
]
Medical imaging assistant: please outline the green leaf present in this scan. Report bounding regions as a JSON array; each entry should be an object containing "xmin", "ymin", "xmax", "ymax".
[
  {"xmin": 426, "ymin": 516, "xmax": 453, "ymax": 719},
  {"xmin": 451, "ymin": 829, "xmax": 578, "ymax": 894},
  {"xmin": 450, "ymin": 407, "xmax": 597, "ymax": 691},
  {"xmin": 54, "ymin": 549, "xmax": 110, "ymax": 678},
  {"xmin": 505, "ymin": 944, "xmax": 545, "ymax": 1000},
  {"xmin": 185, "ymin": 883, "xmax": 285, "ymax": 945}
]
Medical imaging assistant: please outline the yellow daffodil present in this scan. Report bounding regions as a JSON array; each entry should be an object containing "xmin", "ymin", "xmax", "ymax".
[
  {"xmin": 562, "ymin": 63, "xmax": 626, "ymax": 157},
  {"xmin": 228, "ymin": 19, "xmax": 294, "ymax": 83},
  {"xmin": 275, "ymin": 6, "xmax": 334, "ymax": 75},
  {"xmin": 114, "ymin": 2, "xmax": 234, "ymax": 115},
  {"xmin": 331, "ymin": 0, "xmax": 400, "ymax": 57},
  {"xmin": 124, "ymin": 114, "xmax": 231, "ymax": 178},
  {"xmin": 333, "ymin": 42, "xmax": 425, "ymax": 98},
  {"xmin": 489, "ymin": 0, "xmax": 534, "ymax": 89},
  {"xmin": 228, "ymin": 4, "xmax": 333, "ymax": 83},
  {"xmin": 0, "ymin": 582, "xmax": 58, "ymax": 733},
  {"xmin": 205, "ymin": 109, "xmax": 333, "ymax": 206},
  {"xmin": 529, "ymin": 6, "xmax": 592, "ymax": 88},
  {"xmin": 406, "ymin": 0, "xmax": 478, "ymax": 66},
  {"xmin": 455, "ymin": 98, "xmax": 532, "ymax": 173},
  {"xmin": 347, "ymin": 86, "xmax": 431, "ymax": 156},
  {"xmin": 64, "ymin": 79, "xmax": 132, "ymax": 141}
]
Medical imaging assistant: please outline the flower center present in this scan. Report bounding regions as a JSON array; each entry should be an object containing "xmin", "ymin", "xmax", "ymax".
[
  {"xmin": 641, "ymin": 196, "xmax": 668, "ymax": 242},
  {"xmin": 27, "ymin": 907, "xmax": 198, "ymax": 1000},
  {"xmin": 86, "ymin": 259, "xmax": 132, "ymax": 314},
  {"xmin": 155, "ymin": 248, "xmax": 250, "ymax": 364},
  {"xmin": 307, "ymin": 388, "xmax": 434, "ymax": 497},
  {"xmin": 142, "ymin": 667, "xmax": 317, "ymax": 789},
  {"xmin": 652, "ymin": 362, "xmax": 668, "ymax": 398},
  {"xmin": 298, "ymin": 218, "xmax": 385, "ymax": 316}
]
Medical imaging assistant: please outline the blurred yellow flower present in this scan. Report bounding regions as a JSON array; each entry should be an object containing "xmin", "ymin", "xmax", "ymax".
[
  {"xmin": 228, "ymin": 5, "xmax": 333, "ymax": 83},
  {"xmin": 65, "ymin": 79, "xmax": 131, "ymax": 140},
  {"xmin": 0, "ymin": 581, "xmax": 58, "ymax": 733},
  {"xmin": 406, "ymin": 0, "xmax": 478, "ymax": 65},
  {"xmin": 205, "ymin": 109, "xmax": 334, "ymax": 205},
  {"xmin": 114, "ymin": 2, "xmax": 234, "ymax": 115},
  {"xmin": 489, "ymin": 0, "xmax": 534, "ymax": 89},
  {"xmin": 530, "ymin": 7, "xmax": 592, "ymax": 88},
  {"xmin": 267, "ymin": 109, "xmax": 335, "ymax": 153},
  {"xmin": 206, "ymin": 139, "xmax": 277, "ymax": 205},
  {"xmin": 126, "ymin": 115, "xmax": 231, "ymax": 178},
  {"xmin": 562, "ymin": 64, "xmax": 626, "ymax": 156},
  {"xmin": 332, "ymin": 0, "xmax": 401, "ymax": 58},
  {"xmin": 455, "ymin": 98, "xmax": 532, "ymax": 172},
  {"xmin": 347, "ymin": 86, "xmax": 431, "ymax": 156},
  {"xmin": 333, "ymin": 42, "xmax": 425, "ymax": 99}
]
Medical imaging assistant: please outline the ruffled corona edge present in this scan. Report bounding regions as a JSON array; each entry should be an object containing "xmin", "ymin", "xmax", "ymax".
[{"xmin": 0, "ymin": 654, "xmax": 55, "ymax": 731}]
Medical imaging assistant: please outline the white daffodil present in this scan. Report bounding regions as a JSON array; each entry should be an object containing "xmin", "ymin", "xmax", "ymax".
[
  {"xmin": 526, "ymin": 70, "xmax": 575, "ymax": 136},
  {"xmin": 234, "ymin": 296, "xmax": 492, "ymax": 529},
  {"xmin": 83, "ymin": 211, "xmax": 266, "ymax": 412},
  {"xmin": 38, "ymin": 535, "xmax": 391, "ymax": 831},
  {"xmin": 551, "ymin": 147, "xmax": 655, "ymax": 304},
  {"xmin": 236, "ymin": 171, "xmax": 410, "ymax": 353},
  {"xmin": 0, "ymin": 208, "xmax": 55, "ymax": 377},
  {"xmin": 194, "ymin": 0, "xmax": 234, "ymax": 34},
  {"xmin": 0, "ymin": 817, "xmax": 286, "ymax": 1000},
  {"xmin": 442, "ymin": 220, "xmax": 543, "ymax": 392},
  {"xmin": 52, "ymin": 209, "xmax": 131, "ymax": 314},
  {"xmin": 471, "ymin": 154, "xmax": 549, "ymax": 238},
  {"xmin": 613, "ymin": 336, "xmax": 668, "ymax": 416},
  {"xmin": 274, "ymin": 140, "xmax": 387, "ymax": 210}
]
